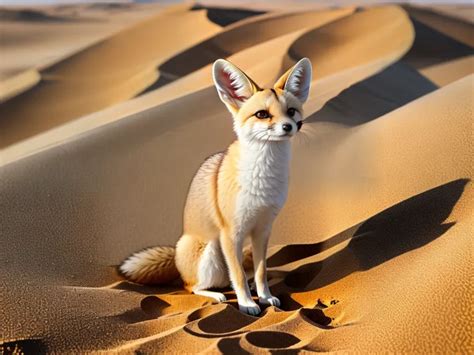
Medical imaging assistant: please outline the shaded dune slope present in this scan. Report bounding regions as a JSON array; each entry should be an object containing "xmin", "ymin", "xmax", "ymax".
[
  {"xmin": 406, "ymin": 5, "xmax": 474, "ymax": 47},
  {"xmin": 191, "ymin": 4, "xmax": 265, "ymax": 26},
  {"xmin": 402, "ymin": 17, "xmax": 473, "ymax": 69},
  {"xmin": 308, "ymin": 61, "xmax": 437, "ymax": 126},
  {"xmin": 416, "ymin": 3, "xmax": 474, "ymax": 24}
]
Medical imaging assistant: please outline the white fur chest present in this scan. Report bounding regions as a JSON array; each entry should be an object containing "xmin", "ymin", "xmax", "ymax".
[{"xmin": 235, "ymin": 141, "xmax": 291, "ymax": 226}]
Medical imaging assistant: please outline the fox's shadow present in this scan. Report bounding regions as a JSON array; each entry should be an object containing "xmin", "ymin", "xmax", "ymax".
[{"xmin": 270, "ymin": 178, "xmax": 469, "ymax": 310}]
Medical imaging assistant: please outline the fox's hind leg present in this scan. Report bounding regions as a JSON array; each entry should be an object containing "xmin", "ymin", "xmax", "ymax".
[
  {"xmin": 176, "ymin": 235, "xmax": 229, "ymax": 303},
  {"xmin": 193, "ymin": 239, "xmax": 229, "ymax": 303}
]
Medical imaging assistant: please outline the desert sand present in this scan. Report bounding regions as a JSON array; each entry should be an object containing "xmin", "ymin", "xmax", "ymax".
[
  {"xmin": 0, "ymin": 3, "xmax": 167, "ymax": 101},
  {"xmin": 0, "ymin": 2, "xmax": 472, "ymax": 354}
]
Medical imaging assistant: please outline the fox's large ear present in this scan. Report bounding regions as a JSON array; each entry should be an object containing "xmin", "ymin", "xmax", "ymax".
[
  {"xmin": 274, "ymin": 58, "xmax": 312, "ymax": 103},
  {"xmin": 213, "ymin": 59, "xmax": 259, "ymax": 113}
]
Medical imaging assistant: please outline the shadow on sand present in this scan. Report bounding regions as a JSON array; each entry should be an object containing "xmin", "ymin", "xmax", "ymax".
[
  {"xmin": 275, "ymin": 178, "xmax": 469, "ymax": 310},
  {"xmin": 116, "ymin": 179, "xmax": 469, "ymax": 315}
]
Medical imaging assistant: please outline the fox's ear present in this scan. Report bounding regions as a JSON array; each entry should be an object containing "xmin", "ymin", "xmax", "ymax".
[
  {"xmin": 274, "ymin": 58, "xmax": 312, "ymax": 103},
  {"xmin": 213, "ymin": 59, "xmax": 259, "ymax": 113}
]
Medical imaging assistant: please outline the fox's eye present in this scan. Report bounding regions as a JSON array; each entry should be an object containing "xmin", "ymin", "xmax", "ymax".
[
  {"xmin": 255, "ymin": 110, "xmax": 271, "ymax": 119},
  {"xmin": 287, "ymin": 108, "xmax": 297, "ymax": 117}
]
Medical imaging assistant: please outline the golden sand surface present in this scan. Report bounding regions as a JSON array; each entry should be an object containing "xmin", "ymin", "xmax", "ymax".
[{"xmin": 0, "ymin": 3, "xmax": 472, "ymax": 353}]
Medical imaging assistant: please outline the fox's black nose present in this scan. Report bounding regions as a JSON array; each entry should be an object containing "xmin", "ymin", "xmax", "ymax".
[{"xmin": 282, "ymin": 123, "xmax": 293, "ymax": 132}]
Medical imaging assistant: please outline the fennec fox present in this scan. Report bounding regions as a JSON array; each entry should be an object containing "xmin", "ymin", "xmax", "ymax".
[{"xmin": 120, "ymin": 58, "xmax": 312, "ymax": 315}]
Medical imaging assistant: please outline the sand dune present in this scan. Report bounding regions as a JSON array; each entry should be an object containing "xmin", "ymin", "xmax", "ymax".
[
  {"xmin": 156, "ymin": 8, "xmax": 354, "ymax": 84},
  {"xmin": 0, "ymin": 7, "xmax": 355, "ymax": 150},
  {"xmin": 401, "ymin": 18, "xmax": 473, "ymax": 70},
  {"xmin": 1, "ymin": 6, "xmax": 414, "ymax": 165},
  {"xmin": 407, "ymin": 5, "xmax": 474, "ymax": 47},
  {"xmin": 0, "ymin": 3, "xmax": 472, "ymax": 354},
  {"xmin": 0, "ymin": 8, "xmax": 78, "ymax": 22},
  {"xmin": 308, "ymin": 61, "xmax": 437, "ymax": 126},
  {"xmin": 0, "ymin": 3, "xmax": 168, "ymax": 127},
  {"xmin": 1, "ymin": 6, "xmax": 355, "ymax": 162},
  {"xmin": 418, "ymin": 4, "xmax": 474, "ymax": 24},
  {"xmin": 0, "ymin": 4, "xmax": 221, "ymax": 148},
  {"xmin": 148, "ymin": 7, "xmax": 356, "ymax": 96},
  {"xmin": 0, "ymin": 3, "xmax": 164, "ymax": 83}
]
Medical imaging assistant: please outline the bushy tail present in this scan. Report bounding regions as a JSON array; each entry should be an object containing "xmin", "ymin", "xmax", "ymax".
[{"xmin": 119, "ymin": 246, "xmax": 180, "ymax": 285}]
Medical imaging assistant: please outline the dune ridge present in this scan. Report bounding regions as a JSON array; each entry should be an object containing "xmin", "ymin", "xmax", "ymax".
[{"xmin": 0, "ymin": 68, "xmax": 40, "ymax": 102}]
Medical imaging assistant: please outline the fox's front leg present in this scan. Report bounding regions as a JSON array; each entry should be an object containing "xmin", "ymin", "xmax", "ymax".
[
  {"xmin": 252, "ymin": 224, "xmax": 280, "ymax": 307},
  {"xmin": 220, "ymin": 229, "xmax": 261, "ymax": 315}
]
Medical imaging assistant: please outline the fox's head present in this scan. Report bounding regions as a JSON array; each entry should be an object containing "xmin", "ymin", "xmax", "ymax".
[{"xmin": 212, "ymin": 58, "xmax": 312, "ymax": 142}]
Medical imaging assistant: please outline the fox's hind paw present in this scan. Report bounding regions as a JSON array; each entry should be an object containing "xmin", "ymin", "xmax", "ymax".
[
  {"xmin": 238, "ymin": 301, "xmax": 261, "ymax": 316},
  {"xmin": 259, "ymin": 296, "xmax": 281, "ymax": 307},
  {"xmin": 194, "ymin": 290, "xmax": 227, "ymax": 303}
]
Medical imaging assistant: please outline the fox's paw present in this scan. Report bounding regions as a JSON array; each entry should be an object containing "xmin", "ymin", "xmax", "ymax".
[
  {"xmin": 259, "ymin": 295, "xmax": 281, "ymax": 307},
  {"xmin": 238, "ymin": 300, "xmax": 261, "ymax": 316},
  {"xmin": 193, "ymin": 290, "xmax": 227, "ymax": 303},
  {"xmin": 214, "ymin": 293, "xmax": 227, "ymax": 303}
]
